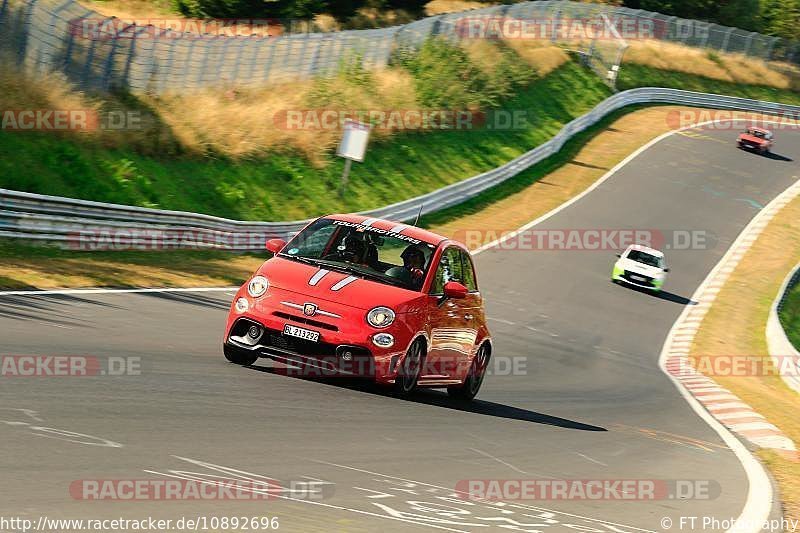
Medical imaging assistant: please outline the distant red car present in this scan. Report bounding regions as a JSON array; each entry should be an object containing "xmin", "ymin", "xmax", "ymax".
[
  {"xmin": 223, "ymin": 214, "xmax": 492, "ymax": 400},
  {"xmin": 737, "ymin": 126, "xmax": 773, "ymax": 154}
]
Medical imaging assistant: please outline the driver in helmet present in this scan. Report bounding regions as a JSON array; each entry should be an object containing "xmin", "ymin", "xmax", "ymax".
[{"xmin": 400, "ymin": 245, "xmax": 426, "ymax": 289}]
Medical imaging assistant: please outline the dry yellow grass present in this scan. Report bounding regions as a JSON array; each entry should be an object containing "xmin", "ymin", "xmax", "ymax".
[
  {"xmin": 624, "ymin": 40, "xmax": 795, "ymax": 89},
  {"xmin": 0, "ymin": 62, "xmax": 100, "ymax": 126},
  {"xmin": 424, "ymin": 0, "xmax": 491, "ymax": 16},
  {"xmin": 82, "ymin": 0, "xmax": 175, "ymax": 19},
  {"xmin": 690, "ymin": 193, "xmax": 800, "ymax": 521},
  {"xmin": 503, "ymin": 40, "xmax": 571, "ymax": 76},
  {"xmin": 149, "ymin": 67, "xmax": 419, "ymax": 164}
]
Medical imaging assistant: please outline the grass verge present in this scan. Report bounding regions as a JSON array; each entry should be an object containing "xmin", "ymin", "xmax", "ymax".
[{"xmin": 690, "ymin": 194, "xmax": 800, "ymax": 521}]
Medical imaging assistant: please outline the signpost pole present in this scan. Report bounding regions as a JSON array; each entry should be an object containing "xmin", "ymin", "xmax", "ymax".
[
  {"xmin": 339, "ymin": 158, "xmax": 353, "ymax": 197},
  {"xmin": 337, "ymin": 119, "xmax": 371, "ymax": 198}
]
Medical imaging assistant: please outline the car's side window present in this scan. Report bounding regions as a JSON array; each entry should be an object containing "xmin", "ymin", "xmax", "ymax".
[
  {"xmin": 429, "ymin": 247, "xmax": 464, "ymax": 295},
  {"xmin": 460, "ymin": 250, "xmax": 478, "ymax": 292}
]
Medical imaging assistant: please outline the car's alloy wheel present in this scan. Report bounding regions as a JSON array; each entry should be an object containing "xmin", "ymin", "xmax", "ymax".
[
  {"xmin": 224, "ymin": 344, "xmax": 259, "ymax": 366},
  {"xmin": 393, "ymin": 339, "xmax": 424, "ymax": 396},
  {"xmin": 448, "ymin": 344, "xmax": 491, "ymax": 401}
]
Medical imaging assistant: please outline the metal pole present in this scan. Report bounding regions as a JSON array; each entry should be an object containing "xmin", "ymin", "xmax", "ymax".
[{"xmin": 339, "ymin": 158, "xmax": 353, "ymax": 196}]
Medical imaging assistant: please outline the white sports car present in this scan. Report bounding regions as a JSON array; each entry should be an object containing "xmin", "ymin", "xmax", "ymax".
[{"xmin": 611, "ymin": 244, "xmax": 668, "ymax": 292}]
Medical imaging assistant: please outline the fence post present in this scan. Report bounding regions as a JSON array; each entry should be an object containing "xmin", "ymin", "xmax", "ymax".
[
  {"xmin": 720, "ymin": 26, "xmax": 734, "ymax": 53},
  {"xmin": 80, "ymin": 21, "xmax": 98, "ymax": 89},
  {"xmin": 765, "ymin": 36, "xmax": 777, "ymax": 61},
  {"xmin": 0, "ymin": 0, "xmax": 8, "ymax": 29},
  {"xmin": 743, "ymin": 31, "xmax": 756, "ymax": 56},
  {"xmin": 551, "ymin": 8, "xmax": 562, "ymax": 43},
  {"xmin": 17, "ymin": 0, "xmax": 37, "ymax": 67}
]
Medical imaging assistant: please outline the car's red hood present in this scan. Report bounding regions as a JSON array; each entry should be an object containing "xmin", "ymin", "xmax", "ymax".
[
  {"xmin": 256, "ymin": 256, "xmax": 423, "ymax": 311},
  {"xmin": 738, "ymin": 134, "xmax": 768, "ymax": 145}
]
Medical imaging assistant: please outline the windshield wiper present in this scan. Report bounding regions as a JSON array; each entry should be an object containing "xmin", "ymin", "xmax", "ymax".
[
  {"xmin": 277, "ymin": 254, "xmax": 321, "ymax": 267},
  {"xmin": 313, "ymin": 260, "xmax": 409, "ymax": 288}
]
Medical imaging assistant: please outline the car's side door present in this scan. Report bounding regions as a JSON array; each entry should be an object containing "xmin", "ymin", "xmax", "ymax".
[{"xmin": 425, "ymin": 246, "xmax": 477, "ymax": 379}]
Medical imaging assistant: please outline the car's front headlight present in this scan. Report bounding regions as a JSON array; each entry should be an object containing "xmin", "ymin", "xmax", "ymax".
[
  {"xmin": 247, "ymin": 275, "xmax": 269, "ymax": 298},
  {"xmin": 366, "ymin": 307, "xmax": 395, "ymax": 328}
]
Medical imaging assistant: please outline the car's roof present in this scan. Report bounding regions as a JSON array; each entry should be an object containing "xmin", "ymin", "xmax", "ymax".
[
  {"xmin": 626, "ymin": 244, "xmax": 664, "ymax": 257},
  {"xmin": 324, "ymin": 214, "xmax": 448, "ymax": 246}
]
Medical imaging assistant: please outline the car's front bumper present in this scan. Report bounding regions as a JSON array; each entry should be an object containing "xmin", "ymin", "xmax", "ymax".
[
  {"xmin": 612, "ymin": 266, "xmax": 663, "ymax": 291},
  {"xmin": 225, "ymin": 316, "xmax": 406, "ymax": 383}
]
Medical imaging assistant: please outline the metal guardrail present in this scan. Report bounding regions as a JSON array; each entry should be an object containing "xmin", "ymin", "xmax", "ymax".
[
  {"xmin": 767, "ymin": 263, "xmax": 800, "ymax": 394},
  {"xmin": 2, "ymin": 86, "xmax": 799, "ymax": 251}
]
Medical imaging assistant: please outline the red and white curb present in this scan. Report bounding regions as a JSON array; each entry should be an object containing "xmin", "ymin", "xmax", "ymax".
[{"xmin": 662, "ymin": 179, "xmax": 800, "ymax": 456}]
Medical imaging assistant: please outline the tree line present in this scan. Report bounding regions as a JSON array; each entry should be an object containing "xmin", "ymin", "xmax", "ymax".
[{"xmin": 173, "ymin": 0, "xmax": 799, "ymax": 41}]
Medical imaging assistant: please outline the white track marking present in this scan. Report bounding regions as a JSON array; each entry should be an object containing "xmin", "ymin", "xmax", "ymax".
[
  {"xmin": 314, "ymin": 460, "xmax": 656, "ymax": 532},
  {"xmin": 0, "ymin": 287, "xmax": 237, "ymax": 296},
  {"xmin": 575, "ymin": 452, "xmax": 608, "ymax": 467},
  {"xmin": 144, "ymin": 459, "xmax": 470, "ymax": 533},
  {"xmin": 468, "ymin": 447, "xmax": 528, "ymax": 474}
]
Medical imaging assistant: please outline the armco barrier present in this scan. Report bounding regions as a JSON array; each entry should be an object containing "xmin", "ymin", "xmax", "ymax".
[
  {"xmin": 767, "ymin": 263, "xmax": 800, "ymax": 394},
  {"xmin": 2, "ymin": 87, "xmax": 799, "ymax": 250}
]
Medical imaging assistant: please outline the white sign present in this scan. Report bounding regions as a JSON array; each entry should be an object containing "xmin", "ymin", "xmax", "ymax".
[{"xmin": 337, "ymin": 119, "xmax": 371, "ymax": 162}]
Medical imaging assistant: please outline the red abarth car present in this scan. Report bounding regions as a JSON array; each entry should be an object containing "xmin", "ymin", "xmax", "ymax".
[{"xmin": 223, "ymin": 214, "xmax": 492, "ymax": 400}]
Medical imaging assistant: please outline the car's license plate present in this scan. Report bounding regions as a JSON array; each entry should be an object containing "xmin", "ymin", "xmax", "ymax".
[
  {"xmin": 283, "ymin": 324, "xmax": 320, "ymax": 342},
  {"xmin": 630, "ymin": 275, "xmax": 646, "ymax": 282},
  {"xmin": 745, "ymin": 144, "xmax": 754, "ymax": 149}
]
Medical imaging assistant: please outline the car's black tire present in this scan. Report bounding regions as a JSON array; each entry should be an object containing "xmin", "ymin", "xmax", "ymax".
[
  {"xmin": 448, "ymin": 343, "xmax": 491, "ymax": 402},
  {"xmin": 393, "ymin": 339, "xmax": 425, "ymax": 397},
  {"xmin": 224, "ymin": 344, "xmax": 259, "ymax": 366}
]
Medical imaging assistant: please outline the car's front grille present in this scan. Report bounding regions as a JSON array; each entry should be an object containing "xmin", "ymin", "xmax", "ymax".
[
  {"xmin": 273, "ymin": 311, "xmax": 338, "ymax": 331},
  {"xmin": 623, "ymin": 270, "xmax": 654, "ymax": 286},
  {"xmin": 267, "ymin": 330, "xmax": 336, "ymax": 357}
]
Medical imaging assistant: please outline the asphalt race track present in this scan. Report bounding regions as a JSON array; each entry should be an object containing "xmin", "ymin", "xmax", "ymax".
[{"xmin": 1, "ymin": 123, "xmax": 799, "ymax": 533}]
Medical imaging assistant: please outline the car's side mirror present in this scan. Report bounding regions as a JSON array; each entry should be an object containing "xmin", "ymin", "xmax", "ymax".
[
  {"xmin": 615, "ymin": 253, "xmax": 621, "ymax": 258},
  {"xmin": 664, "ymin": 267, "xmax": 670, "ymax": 272},
  {"xmin": 443, "ymin": 281, "xmax": 468, "ymax": 300},
  {"xmin": 266, "ymin": 238, "xmax": 286, "ymax": 254}
]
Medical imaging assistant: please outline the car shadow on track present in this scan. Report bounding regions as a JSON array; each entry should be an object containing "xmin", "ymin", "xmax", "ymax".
[
  {"xmin": 614, "ymin": 282, "xmax": 695, "ymax": 305},
  {"xmin": 247, "ymin": 364, "xmax": 606, "ymax": 431},
  {"xmin": 763, "ymin": 151, "xmax": 793, "ymax": 162}
]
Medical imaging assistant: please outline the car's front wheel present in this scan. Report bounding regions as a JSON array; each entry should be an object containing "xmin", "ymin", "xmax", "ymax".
[
  {"xmin": 448, "ymin": 343, "xmax": 491, "ymax": 401},
  {"xmin": 224, "ymin": 344, "xmax": 259, "ymax": 366},
  {"xmin": 393, "ymin": 339, "xmax": 425, "ymax": 397}
]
